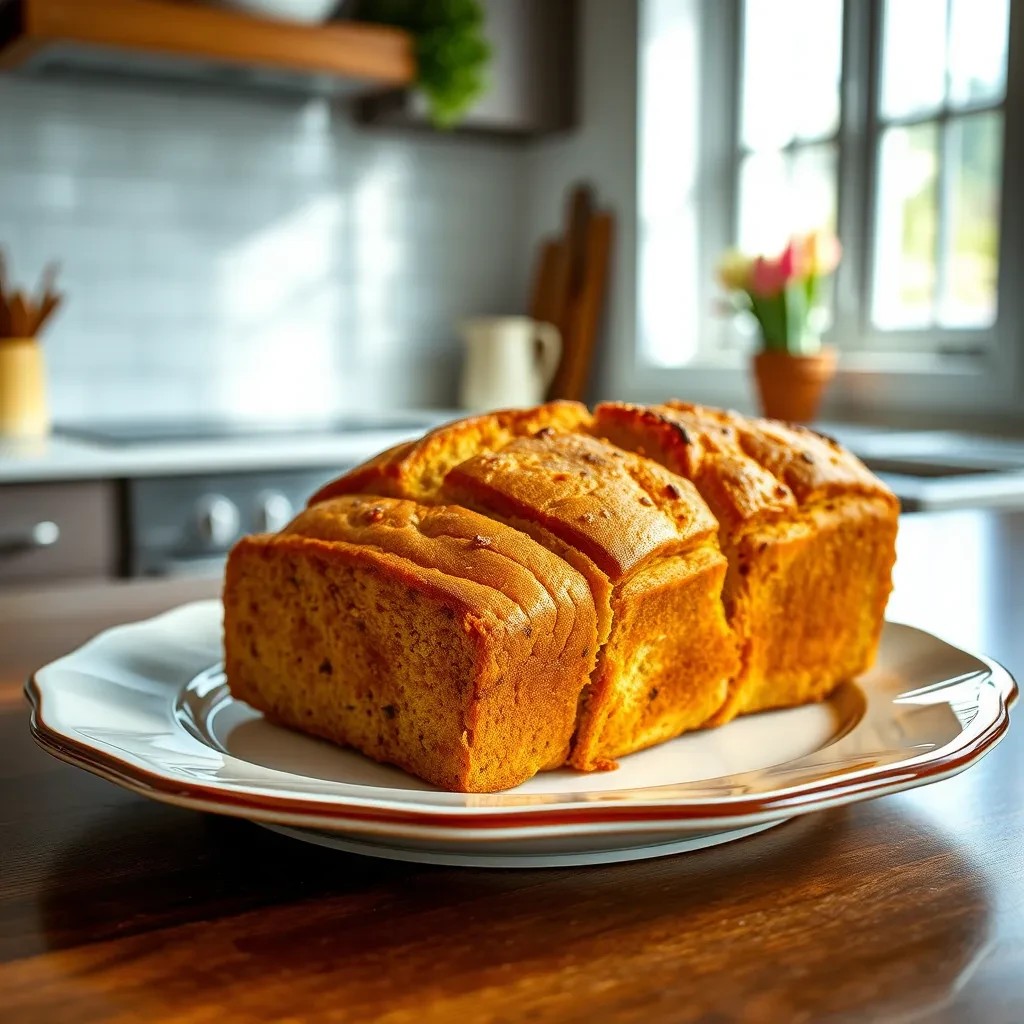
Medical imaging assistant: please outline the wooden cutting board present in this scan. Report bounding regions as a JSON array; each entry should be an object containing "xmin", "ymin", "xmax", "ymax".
[
  {"xmin": 553, "ymin": 210, "xmax": 614, "ymax": 401},
  {"xmin": 526, "ymin": 182, "xmax": 615, "ymax": 403},
  {"xmin": 529, "ymin": 239, "xmax": 571, "ymax": 338}
]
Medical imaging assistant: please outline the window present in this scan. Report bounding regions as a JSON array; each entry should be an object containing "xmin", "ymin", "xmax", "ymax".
[
  {"xmin": 736, "ymin": 0, "xmax": 843, "ymax": 256},
  {"xmin": 637, "ymin": 0, "xmax": 1021, "ymax": 393},
  {"xmin": 872, "ymin": 0, "xmax": 1007, "ymax": 333}
]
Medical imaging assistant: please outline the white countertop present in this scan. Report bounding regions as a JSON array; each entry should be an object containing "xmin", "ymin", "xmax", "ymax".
[
  {"xmin": 0, "ymin": 427, "xmax": 437, "ymax": 484},
  {"xmin": 4, "ymin": 419, "xmax": 1024, "ymax": 513},
  {"xmin": 0, "ymin": 415, "xmax": 865, "ymax": 485}
]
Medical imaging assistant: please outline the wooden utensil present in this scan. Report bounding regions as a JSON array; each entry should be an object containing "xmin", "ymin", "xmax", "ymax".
[
  {"xmin": 525, "ymin": 182, "xmax": 615, "ymax": 402},
  {"xmin": 30, "ymin": 294, "xmax": 62, "ymax": 336},
  {"xmin": 529, "ymin": 239, "xmax": 571, "ymax": 336},
  {"xmin": 565, "ymin": 183, "xmax": 595, "ymax": 297},
  {"xmin": 0, "ymin": 252, "xmax": 9, "ymax": 338},
  {"xmin": 8, "ymin": 292, "xmax": 29, "ymax": 339},
  {"xmin": 0, "ymin": 259, "xmax": 63, "ymax": 340},
  {"xmin": 556, "ymin": 211, "xmax": 615, "ymax": 402}
]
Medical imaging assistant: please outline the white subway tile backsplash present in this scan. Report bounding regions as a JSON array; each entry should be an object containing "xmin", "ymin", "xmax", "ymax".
[
  {"xmin": 0, "ymin": 170, "xmax": 79, "ymax": 215},
  {"xmin": 0, "ymin": 74, "xmax": 528, "ymax": 420}
]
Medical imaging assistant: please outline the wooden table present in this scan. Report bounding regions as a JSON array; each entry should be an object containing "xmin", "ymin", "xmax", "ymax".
[{"xmin": 2, "ymin": 512, "xmax": 1022, "ymax": 1023}]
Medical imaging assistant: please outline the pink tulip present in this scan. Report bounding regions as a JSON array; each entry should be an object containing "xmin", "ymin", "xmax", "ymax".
[
  {"xmin": 778, "ymin": 240, "xmax": 802, "ymax": 280},
  {"xmin": 749, "ymin": 255, "xmax": 789, "ymax": 298}
]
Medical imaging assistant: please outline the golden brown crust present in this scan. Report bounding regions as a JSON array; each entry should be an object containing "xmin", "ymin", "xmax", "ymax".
[
  {"xmin": 304, "ymin": 408, "xmax": 740, "ymax": 774},
  {"xmin": 591, "ymin": 400, "xmax": 899, "ymax": 721},
  {"xmin": 569, "ymin": 546, "xmax": 737, "ymax": 769},
  {"xmin": 308, "ymin": 402, "xmax": 591, "ymax": 505},
  {"xmin": 595, "ymin": 401, "xmax": 897, "ymax": 529},
  {"xmin": 722, "ymin": 495, "xmax": 898, "ymax": 716},
  {"xmin": 443, "ymin": 432, "xmax": 717, "ymax": 582},
  {"xmin": 592, "ymin": 402, "xmax": 796, "ymax": 532}
]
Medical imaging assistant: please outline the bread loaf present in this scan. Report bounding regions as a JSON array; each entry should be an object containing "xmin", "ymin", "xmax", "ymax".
[{"xmin": 223, "ymin": 400, "xmax": 897, "ymax": 792}]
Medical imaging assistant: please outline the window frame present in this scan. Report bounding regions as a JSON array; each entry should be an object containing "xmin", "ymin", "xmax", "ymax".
[{"xmin": 628, "ymin": 0, "xmax": 1024, "ymax": 420}]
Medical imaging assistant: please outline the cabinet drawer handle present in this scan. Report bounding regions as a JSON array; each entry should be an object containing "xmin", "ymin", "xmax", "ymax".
[{"xmin": 0, "ymin": 521, "xmax": 60, "ymax": 556}]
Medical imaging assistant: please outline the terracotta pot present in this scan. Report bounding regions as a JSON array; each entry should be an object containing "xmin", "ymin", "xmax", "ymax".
[
  {"xmin": 752, "ymin": 347, "xmax": 837, "ymax": 424},
  {"xmin": 0, "ymin": 337, "xmax": 50, "ymax": 438}
]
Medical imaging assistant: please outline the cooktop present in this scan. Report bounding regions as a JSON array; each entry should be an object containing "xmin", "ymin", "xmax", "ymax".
[{"xmin": 55, "ymin": 415, "xmax": 436, "ymax": 447}]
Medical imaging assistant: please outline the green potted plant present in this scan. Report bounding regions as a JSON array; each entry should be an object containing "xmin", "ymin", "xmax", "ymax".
[
  {"xmin": 717, "ymin": 230, "xmax": 841, "ymax": 423},
  {"xmin": 357, "ymin": 0, "xmax": 491, "ymax": 128}
]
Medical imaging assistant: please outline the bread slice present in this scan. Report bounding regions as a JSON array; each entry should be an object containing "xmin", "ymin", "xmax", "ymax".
[
  {"xmin": 318, "ymin": 420, "xmax": 739, "ymax": 770},
  {"xmin": 592, "ymin": 402, "xmax": 898, "ymax": 721},
  {"xmin": 224, "ymin": 496, "xmax": 598, "ymax": 793}
]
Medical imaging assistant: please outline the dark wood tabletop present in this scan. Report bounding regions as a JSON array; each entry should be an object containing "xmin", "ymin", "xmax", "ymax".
[{"xmin": 1, "ymin": 510, "xmax": 1022, "ymax": 1024}]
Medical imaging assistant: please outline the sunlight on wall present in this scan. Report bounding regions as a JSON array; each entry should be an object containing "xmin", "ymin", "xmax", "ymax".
[
  {"xmin": 210, "ymin": 113, "xmax": 412, "ymax": 419},
  {"xmin": 218, "ymin": 194, "xmax": 346, "ymax": 328},
  {"xmin": 350, "ymin": 151, "xmax": 409, "ymax": 368},
  {"xmin": 0, "ymin": 79, "xmax": 528, "ymax": 420},
  {"xmin": 215, "ymin": 191, "xmax": 345, "ymax": 419}
]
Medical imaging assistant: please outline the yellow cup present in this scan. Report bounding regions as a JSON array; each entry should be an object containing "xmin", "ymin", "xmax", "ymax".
[{"xmin": 0, "ymin": 338, "xmax": 50, "ymax": 438}]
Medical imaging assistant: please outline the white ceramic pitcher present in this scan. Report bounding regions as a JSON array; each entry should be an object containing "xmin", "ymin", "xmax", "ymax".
[{"xmin": 458, "ymin": 316, "xmax": 562, "ymax": 411}]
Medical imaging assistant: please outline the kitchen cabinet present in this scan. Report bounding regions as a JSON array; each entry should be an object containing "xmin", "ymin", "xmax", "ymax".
[
  {"xmin": 0, "ymin": 0, "xmax": 414, "ymax": 96},
  {"xmin": 0, "ymin": 418, "xmax": 432, "ymax": 588},
  {"xmin": 355, "ymin": 0, "xmax": 577, "ymax": 138},
  {"xmin": 0, "ymin": 481, "xmax": 117, "ymax": 584}
]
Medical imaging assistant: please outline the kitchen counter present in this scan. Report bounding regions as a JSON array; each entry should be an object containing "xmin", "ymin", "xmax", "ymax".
[
  {"xmin": 0, "ymin": 423, "xmax": 447, "ymax": 484},
  {"xmin": 824, "ymin": 424, "xmax": 1024, "ymax": 512},
  {"xmin": 4, "ymin": 419, "xmax": 1024, "ymax": 513},
  {"xmin": 1, "ymin": 509, "xmax": 1021, "ymax": 1022}
]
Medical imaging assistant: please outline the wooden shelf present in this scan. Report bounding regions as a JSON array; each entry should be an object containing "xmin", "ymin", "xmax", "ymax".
[{"xmin": 0, "ymin": 0, "xmax": 415, "ymax": 94}]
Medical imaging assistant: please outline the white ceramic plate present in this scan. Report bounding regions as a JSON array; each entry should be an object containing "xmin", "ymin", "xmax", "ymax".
[{"xmin": 27, "ymin": 601, "xmax": 1016, "ymax": 868}]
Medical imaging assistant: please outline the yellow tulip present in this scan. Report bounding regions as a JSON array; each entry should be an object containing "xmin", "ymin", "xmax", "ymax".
[
  {"xmin": 716, "ymin": 250, "xmax": 753, "ymax": 291},
  {"xmin": 802, "ymin": 230, "xmax": 842, "ymax": 277}
]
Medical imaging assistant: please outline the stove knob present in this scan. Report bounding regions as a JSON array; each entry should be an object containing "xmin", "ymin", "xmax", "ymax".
[
  {"xmin": 254, "ymin": 491, "xmax": 294, "ymax": 533},
  {"xmin": 195, "ymin": 494, "xmax": 240, "ymax": 549}
]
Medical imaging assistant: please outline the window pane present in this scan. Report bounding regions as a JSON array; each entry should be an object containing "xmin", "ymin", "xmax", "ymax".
[
  {"xmin": 940, "ymin": 113, "xmax": 1003, "ymax": 327},
  {"xmin": 639, "ymin": 219, "xmax": 700, "ymax": 366},
  {"xmin": 741, "ymin": 0, "xmax": 843, "ymax": 149},
  {"xmin": 948, "ymin": 0, "xmax": 1009, "ymax": 108},
  {"xmin": 881, "ymin": 0, "xmax": 947, "ymax": 120},
  {"xmin": 738, "ymin": 145, "xmax": 837, "ymax": 254},
  {"xmin": 873, "ymin": 122, "xmax": 939, "ymax": 328}
]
